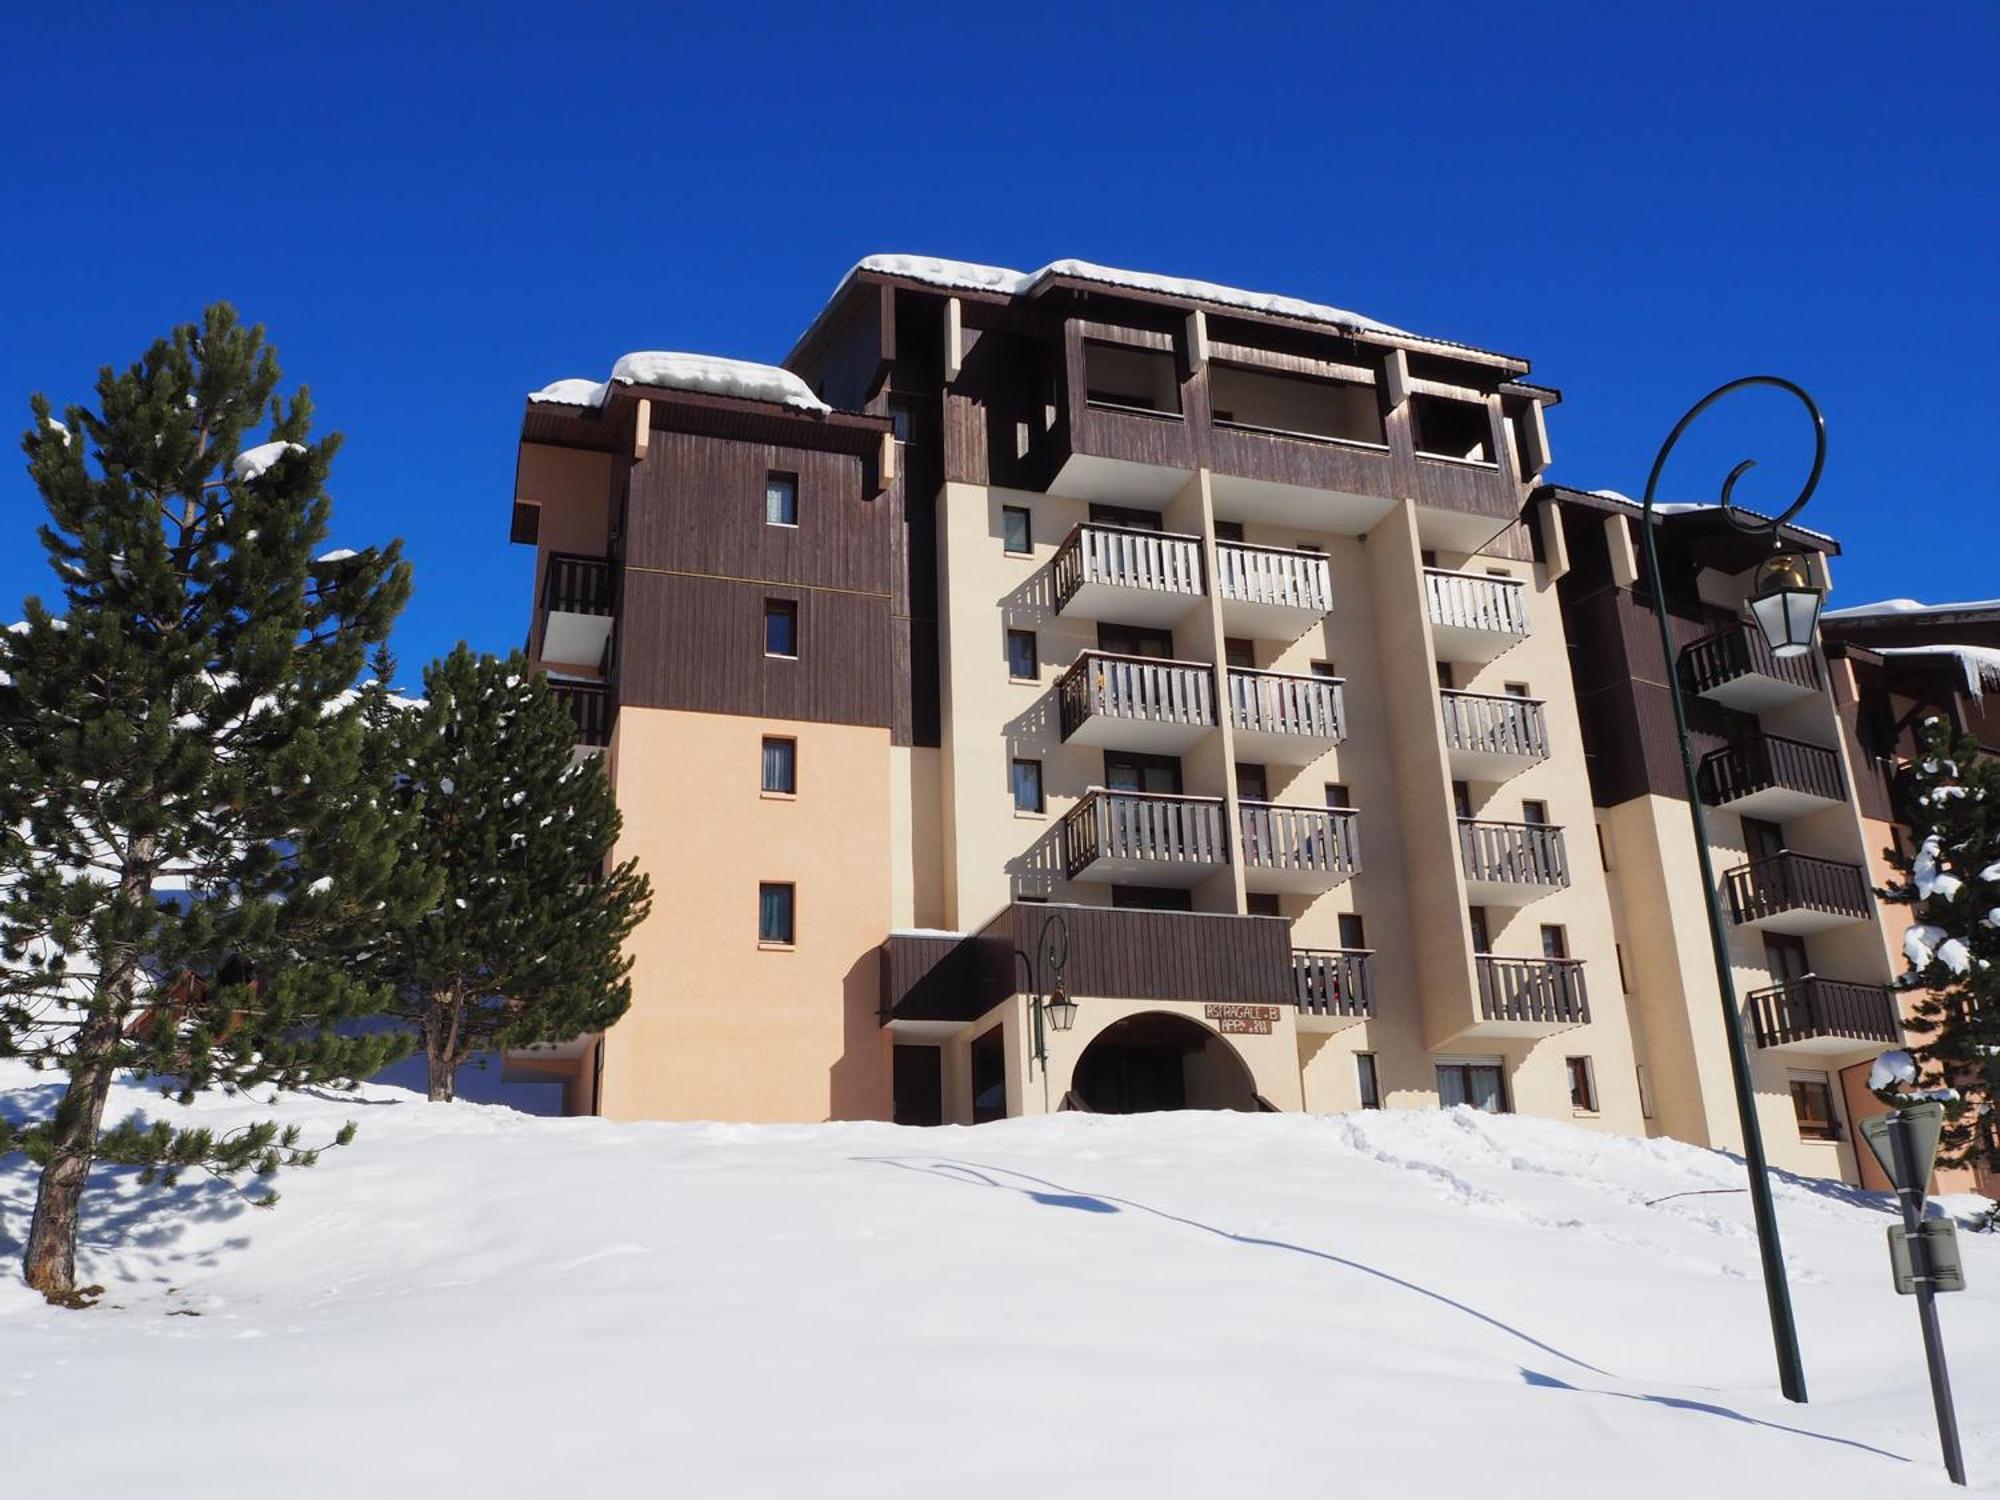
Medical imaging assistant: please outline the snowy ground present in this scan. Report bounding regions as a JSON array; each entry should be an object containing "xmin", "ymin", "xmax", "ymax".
[{"xmin": 2, "ymin": 1063, "xmax": 1995, "ymax": 1499}]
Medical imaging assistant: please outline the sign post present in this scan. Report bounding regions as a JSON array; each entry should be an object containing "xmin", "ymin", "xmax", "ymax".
[{"xmin": 1858, "ymin": 1102, "xmax": 1967, "ymax": 1487}]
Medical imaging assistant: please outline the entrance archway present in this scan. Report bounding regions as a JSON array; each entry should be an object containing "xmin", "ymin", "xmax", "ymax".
[{"xmin": 1070, "ymin": 1012, "xmax": 1261, "ymax": 1114}]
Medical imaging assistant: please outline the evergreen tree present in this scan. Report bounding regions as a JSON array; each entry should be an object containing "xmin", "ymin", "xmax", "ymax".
[
  {"xmin": 370, "ymin": 645, "xmax": 649, "ymax": 1102},
  {"xmin": 0, "ymin": 305, "xmax": 430, "ymax": 1302},
  {"xmin": 1879, "ymin": 716, "xmax": 2000, "ymax": 1172}
]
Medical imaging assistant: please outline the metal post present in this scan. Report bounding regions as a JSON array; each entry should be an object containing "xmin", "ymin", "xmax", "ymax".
[
  {"xmin": 1638, "ymin": 376, "xmax": 1826, "ymax": 1405},
  {"xmin": 1888, "ymin": 1112, "xmax": 1967, "ymax": 1485}
]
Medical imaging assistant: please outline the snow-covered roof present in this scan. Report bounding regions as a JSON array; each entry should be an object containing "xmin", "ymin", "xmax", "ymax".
[
  {"xmin": 1824, "ymin": 596, "xmax": 2000, "ymax": 621},
  {"xmin": 529, "ymin": 352, "xmax": 829, "ymax": 415},
  {"xmin": 1551, "ymin": 487, "xmax": 1840, "ymax": 547},
  {"xmin": 1871, "ymin": 644, "xmax": 2000, "ymax": 700}
]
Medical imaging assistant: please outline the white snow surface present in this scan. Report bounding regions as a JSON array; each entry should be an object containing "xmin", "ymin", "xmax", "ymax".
[
  {"xmin": 229, "ymin": 440, "xmax": 306, "ymax": 481},
  {"xmin": 530, "ymin": 354, "xmax": 828, "ymax": 413},
  {"xmin": 1825, "ymin": 596, "xmax": 2000, "ymax": 620},
  {"xmin": 2, "ymin": 1062, "xmax": 1997, "ymax": 1498},
  {"xmin": 1867, "ymin": 1049, "xmax": 1919, "ymax": 1091}
]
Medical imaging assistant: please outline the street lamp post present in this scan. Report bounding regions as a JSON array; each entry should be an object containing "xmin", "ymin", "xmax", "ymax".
[
  {"xmin": 1014, "ymin": 911, "xmax": 1076, "ymax": 1084},
  {"xmin": 1637, "ymin": 375, "xmax": 1826, "ymax": 1407}
]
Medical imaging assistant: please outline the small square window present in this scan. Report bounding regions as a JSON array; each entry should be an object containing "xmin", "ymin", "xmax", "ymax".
[
  {"xmin": 1325, "ymin": 782, "xmax": 1352, "ymax": 810},
  {"xmin": 1540, "ymin": 924, "xmax": 1569, "ymax": 960},
  {"xmin": 1002, "ymin": 506, "xmax": 1032, "ymax": 555},
  {"xmin": 1311, "ymin": 659, "xmax": 1339, "ymax": 679},
  {"xmin": 761, "ymin": 737, "xmax": 796, "ymax": 794},
  {"xmin": 1356, "ymin": 1052, "xmax": 1382, "ymax": 1109},
  {"xmin": 1522, "ymin": 800, "xmax": 1549, "ymax": 825},
  {"xmin": 758, "ymin": 882, "xmax": 795, "ymax": 945},
  {"xmin": 1012, "ymin": 758, "xmax": 1044, "ymax": 814},
  {"xmin": 1338, "ymin": 912, "xmax": 1367, "ymax": 950},
  {"xmin": 764, "ymin": 600, "xmax": 798, "ymax": 658},
  {"xmin": 1246, "ymin": 892, "xmax": 1282, "ymax": 917},
  {"xmin": 1006, "ymin": 629, "xmax": 1039, "ymax": 680},
  {"xmin": 1566, "ymin": 1056, "xmax": 1597, "ymax": 1112},
  {"xmin": 765, "ymin": 472, "xmax": 798, "ymax": 527}
]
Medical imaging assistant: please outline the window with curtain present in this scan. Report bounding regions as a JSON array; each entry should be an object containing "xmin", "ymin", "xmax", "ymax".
[
  {"xmin": 761, "ymin": 737, "xmax": 796, "ymax": 794},
  {"xmin": 758, "ymin": 882, "xmax": 795, "ymax": 944},
  {"xmin": 1006, "ymin": 629, "xmax": 1038, "ymax": 680},
  {"xmin": 1002, "ymin": 506, "xmax": 1032, "ymax": 554},
  {"xmin": 765, "ymin": 471, "xmax": 798, "ymax": 526},
  {"xmin": 1011, "ymin": 758, "xmax": 1043, "ymax": 813},
  {"xmin": 764, "ymin": 600, "xmax": 798, "ymax": 657}
]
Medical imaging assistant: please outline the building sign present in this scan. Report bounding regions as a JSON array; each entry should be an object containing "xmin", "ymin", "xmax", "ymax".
[{"xmin": 1204, "ymin": 1003, "xmax": 1280, "ymax": 1035}]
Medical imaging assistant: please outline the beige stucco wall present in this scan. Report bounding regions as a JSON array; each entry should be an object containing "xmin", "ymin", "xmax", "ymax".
[
  {"xmin": 517, "ymin": 443, "xmax": 617, "ymax": 674},
  {"xmin": 600, "ymin": 706, "xmax": 893, "ymax": 1122}
]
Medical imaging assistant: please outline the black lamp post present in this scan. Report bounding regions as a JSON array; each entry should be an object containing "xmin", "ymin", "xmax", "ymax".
[
  {"xmin": 1014, "ymin": 911, "xmax": 1075, "ymax": 1079},
  {"xmin": 1637, "ymin": 375, "xmax": 1826, "ymax": 1406}
]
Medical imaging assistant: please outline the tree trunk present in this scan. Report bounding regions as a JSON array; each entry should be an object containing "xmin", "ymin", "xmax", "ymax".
[
  {"xmin": 23, "ymin": 1018, "xmax": 120, "ymax": 1301},
  {"xmin": 424, "ymin": 990, "xmax": 463, "ymax": 1103}
]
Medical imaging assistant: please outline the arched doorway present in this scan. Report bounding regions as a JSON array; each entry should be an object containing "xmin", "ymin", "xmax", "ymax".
[{"xmin": 1071, "ymin": 1012, "xmax": 1261, "ymax": 1114}]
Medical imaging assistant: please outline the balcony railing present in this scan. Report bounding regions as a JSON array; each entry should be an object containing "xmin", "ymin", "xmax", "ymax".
[
  {"xmin": 1226, "ymin": 668, "xmax": 1346, "ymax": 744},
  {"xmin": 1725, "ymin": 852, "xmax": 1871, "ymax": 929},
  {"xmin": 1214, "ymin": 540, "xmax": 1333, "ymax": 616},
  {"xmin": 1057, "ymin": 652, "xmax": 1216, "ymax": 745},
  {"xmin": 1679, "ymin": 621, "xmax": 1819, "ymax": 704},
  {"xmin": 1424, "ymin": 568, "xmax": 1528, "ymax": 640},
  {"xmin": 1458, "ymin": 819, "xmax": 1570, "ymax": 893},
  {"xmin": 1293, "ymin": 948, "xmax": 1374, "ymax": 1021},
  {"xmin": 1476, "ymin": 956, "xmax": 1589, "ymax": 1028},
  {"xmin": 1747, "ymin": 976, "xmax": 1901, "ymax": 1050},
  {"xmin": 546, "ymin": 680, "xmax": 616, "ymax": 748},
  {"xmin": 1238, "ymin": 802, "xmax": 1360, "ymax": 885},
  {"xmin": 1697, "ymin": 734, "xmax": 1844, "ymax": 810},
  {"xmin": 1051, "ymin": 522, "xmax": 1204, "ymax": 616},
  {"xmin": 542, "ymin": 552, "xmax": 615, "ymax": 616},
  {"xmin": 1062, "ymin": 789, "xmax": 1228, "ymax": 881},
  {"xmin": 1440, "ymin": 690, "xmax": 1550, "ymax": 767}
]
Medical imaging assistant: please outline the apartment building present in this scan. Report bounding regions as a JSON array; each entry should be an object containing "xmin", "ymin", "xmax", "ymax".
[{"xmin": 502, "ymin": 254, "xmax": 1927, "ymax": 1184}]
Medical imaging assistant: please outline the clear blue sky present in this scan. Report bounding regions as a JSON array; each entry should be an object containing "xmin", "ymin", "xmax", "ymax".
[{"xmin": 5, "ymin": 3, "xmax": 1995, "ymax": 677}]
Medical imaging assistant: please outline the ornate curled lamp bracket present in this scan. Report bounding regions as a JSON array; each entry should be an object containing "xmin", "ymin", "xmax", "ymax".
[
  {"xmin": 1041, "ymin": 913, "xmax": 1070, "ymax": 983},
  {"xmin": 1639, "ymin": 375, "xmax": 1827, "ymax": 536}
]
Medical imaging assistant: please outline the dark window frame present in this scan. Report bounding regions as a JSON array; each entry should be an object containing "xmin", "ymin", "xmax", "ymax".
[
  {"xmin": 758, "ymin": 881, "xmax": 796, "ymax": 945},
  {"xmin": 1001, "ymin": 505, "xmax": 1033, "ymax": 555},
  {"xmin": 761, "ymin": 736, "xmax": 798, "ymax": 795},
  {"xmin": 1566, "ymin": 1055, "xmax": 1597, "ymax": 1112},
  {"xmin": 1006, "ymin": 629, "xmax": 1039, "ymax": 681},
  {"xmin": 764, "ymin": 599, "xmax": 800, "ymax": 659},
  {"xmin": 1011, "ymin": 758, "xmax": 1045, "ymax": 814},
  {"xmin": 765, "ymin": 470, "xmax": 799, "ymax": 528}
]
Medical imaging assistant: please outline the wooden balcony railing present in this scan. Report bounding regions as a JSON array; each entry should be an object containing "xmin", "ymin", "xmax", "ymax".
[
  {"xmin": 1439, "ymin": 690, "xmax": 1550, "ymax": 761},
  {"xmin": 1476, "ymin": 956, "xmax": 1589, "ymax": 1027},
  {"xmin": 1698, "ymin": 734, "xmax": 1844, "ymax": 808},
  {"xmin": 1052, "ymin": 523, "xmax": 1204, "ymax": 612},
  {"xmin": 1725, "ymin": 852, "xmax": 1871, "ymax": 926},
  {"xmin": 1062, "ymin": 789, "xmax": 1228, "ymax": 879},
  {"xmin": 542, "ymin": 552, "xmax": 616, "ymax": 616},
  {"xmin": 1226, "ymin": 668, "xmax": 1345, "ymax": 742},
  {"xmin": 1458, "ymin": 819, "xmax": 1570, "ymax": 891},
  {"xmin": 1679, "ymin": 621, "xmax": 1819, "ymax": 699},
  {"xmin": 1214, "ymin": 540, "xmax": 1333, "ymax": 616},
  {"xmin": 1293, "ymin": 948, "xmax": 1374, "ymax": 1020},
  {"xmin": 1058, "ymin": 652, "xmax": 1216, "ymax": 741},
  {"xmin": 1238, "ymin": 802, "xmax": 1360, "ymax": 880},
  {"xmin": 547, "ymin": 680, "xmax": 615, "ymax": 747},
  {"xmin": 1424, "ymin": 568, "xmax": 1528, "ymax": 638},
  {"xmin": 1747, "ymin": 976, "xmax": 1901, "ymax": 1049}
]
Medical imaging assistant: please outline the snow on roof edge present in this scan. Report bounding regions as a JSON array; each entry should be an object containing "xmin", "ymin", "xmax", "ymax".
[
  {"xmin": 1871, "ymin": 644, "xmax": 2000, "ymax": 701},
  {"xmin": 529, "ymin": 353, "xmax": 829, "ymax": 415},
  {"xmin": 1824, "ymin": 596, "xmax": 2000, "ymax": 621}
]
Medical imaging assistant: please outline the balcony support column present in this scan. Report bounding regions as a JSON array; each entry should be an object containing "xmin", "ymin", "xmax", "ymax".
[{"xmin": 1173, "ymin": 467, "xmax": 1247, "ymax": 916}]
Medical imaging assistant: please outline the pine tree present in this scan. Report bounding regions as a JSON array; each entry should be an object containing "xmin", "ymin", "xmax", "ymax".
[
  {"xmin": 0, "ymin": 304, "xmax": 431, "ymax": 1302},
  {"xmin": 1879, "ymin": 716, "xmax": 2000, "ymax": 1172},
  {"xmin": 369, "ymin": 645, "xmax": 650, "ymax": 1102}
]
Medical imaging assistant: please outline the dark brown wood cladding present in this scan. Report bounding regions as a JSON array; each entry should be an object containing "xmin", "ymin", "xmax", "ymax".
[
  {"xmin": 1203, "ymin": 423, "xmax": 1393, "ymax": 496},
  {"xmin": 618, "ymin": 570, "xmax": 892, "ymax": 728},
  {"xmin": 1410, "ymin": 455, "xmax": 1518, "ymax": 520}
]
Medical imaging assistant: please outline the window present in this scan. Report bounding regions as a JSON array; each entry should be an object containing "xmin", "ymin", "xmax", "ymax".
[
  {"xmin": 758, "ymin": 882, "xmax": 795, "ymax": 945},
  {"xmin": 1110, "ymin": 885, "xmax": 1193, "ymax": 912},
  {"xmin": 761, "ymin": 737, "xmax": 797, "ymax": 794},
  {"xmin": 1435, "ymin": 661, "xmax": 1454, "ymax": 689},
  {"xmin": 764, "ymin": 471, "xmax": 798, "ymax": 527},
  {"xmin": 1743, "ymin": 817, "xmax": 1786, "ymax": 863},
  {"xmin": 1002, "ymin": 505, "xmax": 1032, "ymax": 555},
  {"xmin": 1011, "ymin": 758, "xmax": 1044, "ymax": 814},
  {"xmin": 1089, "ymin": 502, "xmax": 1162, "ymax": 531},
  {"xmin": 1522, "ymin": 800, "xmax": 1549, "ymax": 826},
  {"xmin": 1468, "ymin": 907, "xmax": 1491, "ymax": 953},
  {"xmin": 1567, "ymin": 1056, "xmax": 1598, "ymax": 1112},
  {"xmin": 1235, "ymin": 763, "xmax": 1269, "ymax": 801},
  {"xmin": 1452, "ymin": 780, "xmax": 1474, "ymax": 819},
  {"xmin": 1338, "ymin": 912, "xmax": 1367, "ymax": 950},
  {"xmin": 1765, "ymin": 933, "xmax": 1810, "ymax": 984},
  {"xmin": 1325, "ymin": 782, "xmax": 1352, "ymax": 810},
  {"xmin": 1223, "ymin": 637, "xmax": 1256, "ymax": 669},
  {"xmin": 764, "ymin": 600, "xmax": 798, "ymax": 658},
  {"xmin": 1246, "ymin": 892, "xmax": 1282, "ymax": 917},
  {"xmin": 970, "ymin": 1026, "xmax": 1007, "ymax": 1124},
  {"xmin": 1098, "ymin": 622, "xmax": 1175, "ymax": 658},
  {"xmin": 1504, "ymin": 682, "xmax": 1531, "ymax": 698},
  {"xmin": 1789, "ymin": 1073, "xmax": 1840, "ymax": 1141},
  {"xmin": 1540, "ymin": 924, "xmax": 1569, "ymax": 960},
  {"xmin": 1310, "ymin": 659, "xmax": 1339, "ymax": 679},
  {"xmin": 1105, "ymin": 752, "xmax": 1182, "ymax": 794},
  {"xmin": 1356, "ymin": 1052, "xmax": 1382, "ymax": 1109},
  {"xmin": 1006, "ymin": 629, "xmax": 1038, "ymax": 680},
  {"xmin": 1437, "ymin": 1060, "xmax": 1509, "ymax": 1113},
  {"xmin": 888, "ymin": 394, "xmax": 919, "ymax": 445},
  {"xmin": 1213, "ymin": 520, "xmax": 1245, "ymax": 542}
]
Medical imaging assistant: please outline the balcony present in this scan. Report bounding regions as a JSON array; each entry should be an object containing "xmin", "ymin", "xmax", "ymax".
[
  {"xmin": 1227, "ymin": 668, "xmax": 1346, "ymax": 764},
  {"xmin": 1214, "ymin": 540, "xmax": 1334, "ymax": 639},
  {"xmin": 1057, "ymin": 652, "xmax": 1216, "ymax": 753},
  {"xmin": 1439, "ymin": 690, "xmax": 1550, "ymax": 782},
  {"xmin": 1680, "ymin": 622, "xmax": 1820, "ymax": 713},
  {"xmin": 1239, "ymin": 802, "xmax": 1359, "ymax": 895},
  {"xmin": 1062, "ymin": 789, "xmax": 1229, "ymax": 887},
  {"xmin": 1292, "ymin": 948, "xmax": 1373, "ymax": 1032},
  {"xmin": 1697, "ymin": 734, "xmax": 1846, "ymax": 820},
  {"xmin": 1051, "ymin": 522, "xmax": 1205, "ymax": 627},
  {"xmin": 547, "ymin": 679, "xmax": 615, "ymax": 751},
  {"xmin": 1458, "ymin": 820, "xmax": 1569, "ymax": 906},
  {"xmin": 1205, "ymin": 364, "xmax": 1397, "ymax": 532},
  {"xmin": 1425, "ymin": 568, "xmax": 1528, "ymax": 663},
  {"xmin": 538, "ymin": 552, "xmax": 616, "ymax": 669},
  {"xmin": 1475, "ymin": 956, "xmax": 1589, "ymax": 1035},
  {"xmin": 1725, "ymin": 852, "xmax": 1872, "ymax": 934},
  {"xmin": 1747, "ymin": 976, "xmax": 1901, "ymax": 1054},
  {"xmin": 1050, "ymin": 339, "xmax": 1197, "ymax": 506}
]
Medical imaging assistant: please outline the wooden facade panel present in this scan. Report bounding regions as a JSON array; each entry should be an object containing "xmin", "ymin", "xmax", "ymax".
[
  {"xmin": 1204, "ymin": 424, "xmax": 1394, "ymax": 495},
  {"xmin": 618, "ymin": 570, "xmax": 892, "ymax": 729},
  {"xmin": 1410, "ymin": 455, "xmax": 1519, "ymax": 520}
]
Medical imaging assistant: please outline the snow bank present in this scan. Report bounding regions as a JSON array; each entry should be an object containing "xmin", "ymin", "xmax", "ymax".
[
  {"xmin": 1, "ymin": 1060, "xmax": 1996, "ymax": 1498},
  {"xmin": 229, "ymin": 440, "xmax": 306, "ymax": 481},
  {"xmin": 529, "ymin": 355, "xmax": 828, "ymax": 414}
]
